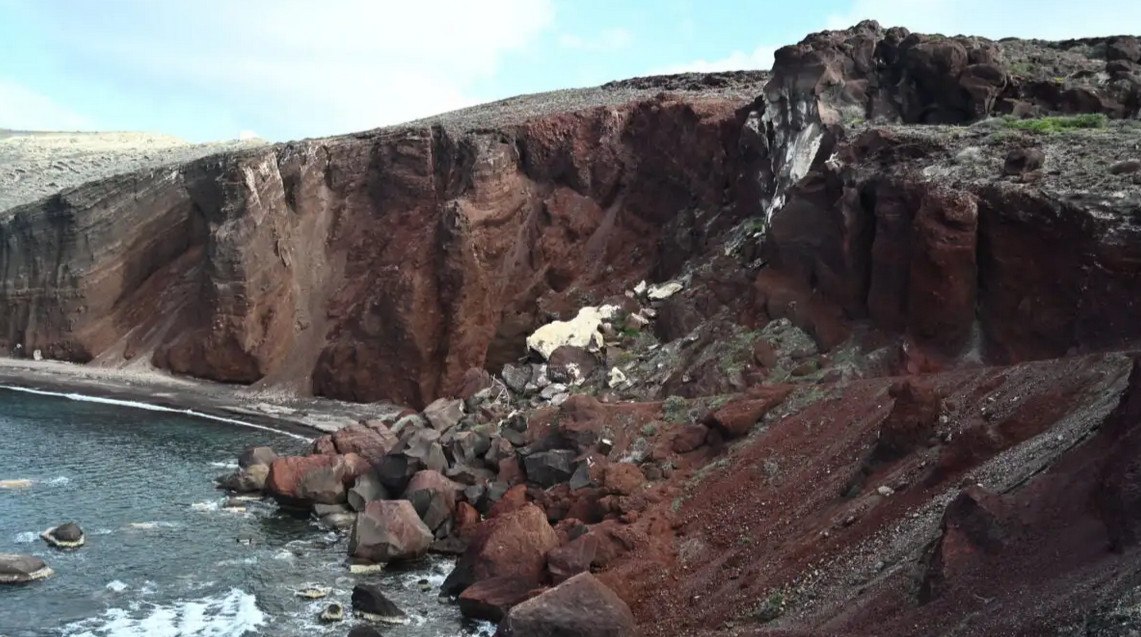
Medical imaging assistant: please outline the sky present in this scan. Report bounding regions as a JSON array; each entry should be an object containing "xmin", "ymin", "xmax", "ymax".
[{"xmin": 1, "ymin": 0, "xmax": 1139, "ymax": 142}]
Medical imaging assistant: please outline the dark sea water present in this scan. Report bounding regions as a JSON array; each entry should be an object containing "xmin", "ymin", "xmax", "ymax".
[{"xmin": 0, "ymin": 387, "xmax": 490, "ymax": 637}]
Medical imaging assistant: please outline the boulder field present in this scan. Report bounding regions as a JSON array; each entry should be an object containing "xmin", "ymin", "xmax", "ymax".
[{"xmin": 9, "ymin": 21, "xmax": 1141, "ymax": 637}]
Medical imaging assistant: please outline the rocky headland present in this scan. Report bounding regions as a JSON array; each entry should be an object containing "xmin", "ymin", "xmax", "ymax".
[{"xmin": 3, "ymin": 21, "xmax": 1141, "ymax": 636}]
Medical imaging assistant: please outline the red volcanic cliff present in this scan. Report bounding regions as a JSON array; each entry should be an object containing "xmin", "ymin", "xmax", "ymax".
[
  {"xmin": 0, "ymin": 78, "xmax": 763, "ymax": 408},
  {"xmin": 3, "ymin": 22, "xmax": 1141, "ymax": 636}
]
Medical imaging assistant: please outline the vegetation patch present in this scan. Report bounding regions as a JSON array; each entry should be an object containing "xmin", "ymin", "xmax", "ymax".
[{"xmin": 1002, "ymin": 113, "xmax": 1107, "ymax": 133}]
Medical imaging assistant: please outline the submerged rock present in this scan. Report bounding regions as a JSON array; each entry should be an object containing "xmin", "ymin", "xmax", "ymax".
[
  {"xmin": 0, "ymin": 554, "xmax": 53, "ymax": 584},
  {"xmin": 351, "ymin": 583, "xmax": 409, "ymax": 624},
  {"xmin": 41, "ymin": 522, "xmax": 85, "ymax": 549},
  {"xmin": 296, "ymin": 585, "xmax": 332, "ymax": 599}
]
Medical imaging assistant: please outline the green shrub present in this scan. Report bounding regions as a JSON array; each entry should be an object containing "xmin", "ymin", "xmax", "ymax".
[{"xmin": 1002, "ymin": 113, "xmax": 1108, "ymax": 133}]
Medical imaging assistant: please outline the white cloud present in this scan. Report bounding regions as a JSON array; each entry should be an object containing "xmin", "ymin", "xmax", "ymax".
[
  {"xmin": 826, "ymin": 0, "xmax": 1141, "ymax": 40},
  {"xmin": 655, "ymin": 44, "xmax": 777, "ymax": 74},
  {"xmin": 0, "ymin": 79, "xmax": 92, "ymax": 131},
  {"xmin": 27, "ymin": 0, "xmax": 556, "ymax": 140},
  {"xmin": 237, "ymin": 130, "xmax": 259, "ymax": 141},
  {"xmin": 558, "ymin": 27, "xmax": 634, "ymax": 52}
]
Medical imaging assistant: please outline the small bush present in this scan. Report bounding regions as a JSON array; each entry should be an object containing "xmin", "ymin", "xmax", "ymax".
[{"xmin": 1002, "ymin": 113, "xmax": 1108, "ymax": 133}]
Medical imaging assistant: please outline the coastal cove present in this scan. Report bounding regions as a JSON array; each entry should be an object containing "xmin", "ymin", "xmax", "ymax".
[{"xmin": 0, "ymin": 378, "xmax": 490, "ymax": 637}]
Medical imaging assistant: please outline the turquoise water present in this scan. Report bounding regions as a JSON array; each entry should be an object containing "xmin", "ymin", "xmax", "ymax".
[{"xmin": 0, "ymin": 387, "xmax": 489, "ymax": 637}]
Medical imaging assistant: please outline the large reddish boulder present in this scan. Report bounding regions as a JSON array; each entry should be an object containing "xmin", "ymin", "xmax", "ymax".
[
  {"xmin": 401, "ymin": 469, "xmax": 461, "ymax": 532},
  {"xmin": 349, "ymin": 499, "xmax": 434, "ymax": 564},
  {"xmin": 264, "ymin": 453, "xmax": 370, "ymax": 507},
  {"xmin": 441, "ymin": 504, "xmax": 558, "ymax": 596},
  {"xmin": 330, "ymin": 424, "xmax": 398, "ymax": 463},
  {"xmin": 706, "ymin": 391, "xmax": 789, "ymax": 438},
  {"xmin": 495, "ymin": 572, "xmax": 635, "ymax": 637}
]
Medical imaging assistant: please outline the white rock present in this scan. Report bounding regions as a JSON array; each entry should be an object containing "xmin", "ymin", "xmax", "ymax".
[
  {"xmin": 633, "ymin": 280, "xmax": 648, "ymax": 296},
  {"xmin": 647, "ymin": 281, "xmax": 683, "ymax": 301},
  {"xmin": 526, "ymin": 306, "xmax": 618, "ymax": 360},
  {"xmin": 607, "ymin": 367, "xmax": 628, "ymax": 389},
  {"xmin": 876, "ymin": 486, "xmax": 894, "ymax": 497}
]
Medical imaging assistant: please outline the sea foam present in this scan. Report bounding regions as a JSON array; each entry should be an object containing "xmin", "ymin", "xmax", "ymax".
[{"xmin": 63, "ymin": 588, "xmax": 265, "ymax": 637}]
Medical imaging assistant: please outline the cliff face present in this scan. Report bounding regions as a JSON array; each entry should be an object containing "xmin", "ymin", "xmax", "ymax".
[
  {"xmin": 5, "ymin": 20, "xmax": 1141, "ymax": 637},
  {"xmin": 0, "ymin": 85, "xmax": 760, "ymax": 407}
]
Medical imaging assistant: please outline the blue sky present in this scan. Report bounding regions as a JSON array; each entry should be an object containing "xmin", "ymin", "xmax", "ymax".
[{"xmin": 1, "ymin": 0, "xmax": 1138, "ymax": 142}]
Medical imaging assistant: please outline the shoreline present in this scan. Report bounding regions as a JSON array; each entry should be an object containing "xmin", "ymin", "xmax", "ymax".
[{"xmin": 0, "ymin": 358, "xmax": 404, "ymax": 439}]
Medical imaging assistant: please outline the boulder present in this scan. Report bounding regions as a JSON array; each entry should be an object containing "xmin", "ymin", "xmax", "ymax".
[
  {"xmin": 547, "ymin": 346, "xmax": 599, "ymax": 384},
  {"xmin": 459, "ymin": 367, "xmax": 494, "ymax": 401},
  {"xmin": 217, "ymin": 464, "xmax": 269, "ymax": 493},
  {"xmin": 707, "ymin": 392, "xmax": 788, "ymax": 438},
  {"xmin": 0, "ymin": 554, "xmax": 53, "ymax": 584},
  {"xmin": 526, "ymin": 306, "xmax": 617, "ymax": 359},
  {"xmin": 671, "ymin": 424, "xmax": 709, "ymax": 453},
  {"xmin": 311, "ymin": 435, "xmax": 337, "ymax": 455},
  {"xmin": 238, "ymin": 445, "xmax": 278, "ymax": 469},
  {"xmin": 349, "ymin": 500, "xmax": 433, "ymax": 564},
  {"xmin": 330, "ymin": 424, "xmax": 397, "ymax": 463},
  {"xmin": 488, "ymin": 484, "xmax": 529, "ymax": 518},
  {"xmin": 447, "ymin": 462, "xmax": 496, "ymax": 486},
  {"xmin": 347, "ymin": 626, "xmax": 383, "ymax": 637},
  {"xmin": 601, "ymin": 463, "xmax": 644, "ymax": 496},
  {"xmin": 424, "ymin": 397, "xmax": 465, "ymax": 432},
  {"xmin": 441, "ymin": 504, "xmax": 558, "ymax": 596},
  {"xmin": 1002, "ymin": 147, "xmax": 1045, "ymax": 177},
  {"xmin": 318, "ymin": 602, "xmax": 344, "ymax": 623},
  {"xmin": 448, "ymin": 431, "xmax": 492, "ymax": 468},
  {"xmin": 459, "ymin": 577, "xmax": 541, "ymax": 622},
  {"xmin": 347, "ymin": 473, "xmax": 390, "ymax": 512},
  {"xmin": 496, "ymin": 572, "xmax": 635, "ymax": 637},
  {"xmin": 402, "ymin": 470, "xmax": 461, "ymax": 532},
  {"xmin": 41, "ymin": 522, "xmax": 85, "ymax": 549},
  {"xmin": 265, "ymin": 454, "xmax": 369, "ymax": 507},
  {"xmin": 523, "ymin": 449, "xmax": 578, "ymax": 487},
  {"xmin": 351, "ymin": 583, "xmax": 409, "ymax": 624},
  {"xmin": 375, "ymin": 452, "xmax": 420, "ymax": 493},
  {"xmin": 502, "ymin": 364, "xmax": 534, "ymax": 394},
  {"xmin": 547, "ymin": 533, "xmax": 599, "ymax": 584}
]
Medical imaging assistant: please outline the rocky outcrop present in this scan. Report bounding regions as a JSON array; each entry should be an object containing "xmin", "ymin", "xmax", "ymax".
[
  {"xmin": 0, "ymin": 83, "xmax": 757, "ymax": 408},
  {"xmin": 0, "ymin": 554, "xmax": 53, "ymax": 584},
  {"xmin": 264, "ymin": 453, "xmax": 369, "ymax": 507},
  {"xmin": 41, "ymin": 522, "xmax": 85, "ymax": 549}
]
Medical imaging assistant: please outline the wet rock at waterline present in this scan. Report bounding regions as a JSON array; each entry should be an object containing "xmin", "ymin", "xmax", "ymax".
[
  {"xmin": 216, "ymin": 463, "xmax": 269, "ymax": 493},
  {"xmin": 349, "ymin": 500, "xmax": 433, "ymax": 564},
  {"xmin": 0, "ymin": 554, "xmax": 53, "ymax": 584},
  {"xmin": 319, "ymin": 602, "xmax": 344, "ymax": 623},
  {"xmin": 41, "ymin": 522, "xmax": 85, "ymax": 549},
  {"xmin": 351, "ymin": 583, "xmax": 409, "ymax": 624},
  {"xmin": 296, "ymin": 585, "xmax": 332, "ymax": 600},
  {"xmin": 238, "ymin": 445, "xmax": 278, "ymax": 469}
]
